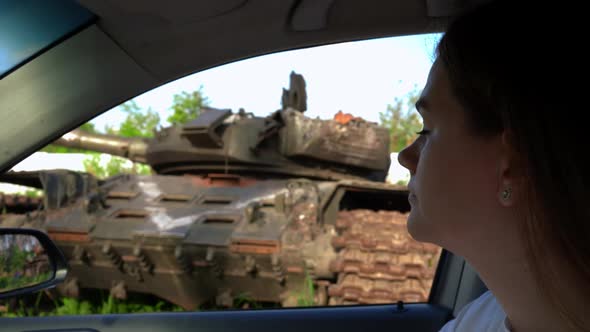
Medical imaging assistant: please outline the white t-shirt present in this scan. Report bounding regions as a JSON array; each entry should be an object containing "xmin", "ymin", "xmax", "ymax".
[{"xmin": 439, "ymin": 291, "xmax": 512, "ymax": 332}]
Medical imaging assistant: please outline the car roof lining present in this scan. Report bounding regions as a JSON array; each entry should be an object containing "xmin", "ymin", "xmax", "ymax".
[{"xmin": 80, "ymin": 0, "xmax": 458, "ymax": 81}]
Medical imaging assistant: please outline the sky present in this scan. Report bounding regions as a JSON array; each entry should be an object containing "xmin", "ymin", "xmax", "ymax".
[{"xmin": 91, "ymin": 33, "xmax": 442, "ymax": 130}]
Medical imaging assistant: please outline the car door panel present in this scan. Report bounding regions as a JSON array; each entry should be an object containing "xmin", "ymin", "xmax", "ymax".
[{"xmin": 0, "ymin": 303, "xmax": 451, "ymax": 332}]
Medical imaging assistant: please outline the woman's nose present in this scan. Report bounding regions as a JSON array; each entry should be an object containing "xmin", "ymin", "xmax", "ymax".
[{"xmin": 398, "ymin": 141, "xmax": 418, "ymax": 175}]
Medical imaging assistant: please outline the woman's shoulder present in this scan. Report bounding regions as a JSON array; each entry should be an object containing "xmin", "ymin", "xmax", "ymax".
[{"xmin": 439, "ymin": 291, "xmax": 511, "ymax": 332}]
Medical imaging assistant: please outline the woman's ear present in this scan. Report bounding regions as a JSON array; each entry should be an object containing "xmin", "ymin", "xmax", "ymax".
[{"xmin": 497, "ymin": 131, "xmax": 524, "ymax": 207}]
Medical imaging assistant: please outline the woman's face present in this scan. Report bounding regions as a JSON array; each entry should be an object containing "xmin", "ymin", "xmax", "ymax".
[{"xmin": 398, "ymin": 60, "xmax": 505, "ymax": 250}]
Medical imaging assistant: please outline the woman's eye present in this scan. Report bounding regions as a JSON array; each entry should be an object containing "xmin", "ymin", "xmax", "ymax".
[{"xmin": 416, "ymin": 129, "xmax": 431, "ymax": 136}]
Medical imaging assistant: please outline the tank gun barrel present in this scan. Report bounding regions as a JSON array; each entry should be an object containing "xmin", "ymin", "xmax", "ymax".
[{"xmin": 54, "ymin": 129, "xmax": 148, "ymax": 163}]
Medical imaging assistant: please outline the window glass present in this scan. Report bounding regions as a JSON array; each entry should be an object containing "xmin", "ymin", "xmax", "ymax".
[
  {"xmin": 0, "ymin": 0, "xmax": 94, "ymax": 77},
  {"xmin": 0, "ymin": 33, "xmax": 443, "ymax": 315}
]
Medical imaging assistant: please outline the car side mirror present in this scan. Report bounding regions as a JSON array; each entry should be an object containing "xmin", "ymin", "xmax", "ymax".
[{"xmin": 0, "ymin": 228, "xmax": 68, "ymax": 299}]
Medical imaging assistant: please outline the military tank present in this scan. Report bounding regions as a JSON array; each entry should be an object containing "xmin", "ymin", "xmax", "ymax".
[{"xmin": 0, "ymin": 72, "xmax": 441, "ymax": 309}]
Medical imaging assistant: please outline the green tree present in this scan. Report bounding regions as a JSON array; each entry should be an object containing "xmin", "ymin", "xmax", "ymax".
[
  {"xmin": 167, "ymin": 88, "xmax": 209, "ymax": 125},
  {"xmin": 107, "ymin": 100, "xmax": 160, "ymax": 138},
  {"xmin": 380, "ymin": 87, "xmax": 423, "ymax": 153},
  {"xmin": 82, "ymin": 153, "xmax": 151, "ymax": 179}
]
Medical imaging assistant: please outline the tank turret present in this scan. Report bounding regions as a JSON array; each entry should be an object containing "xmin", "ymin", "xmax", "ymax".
[{"xmin": 53, "ymin": 72, "xmax": 390, "ymax": 181}]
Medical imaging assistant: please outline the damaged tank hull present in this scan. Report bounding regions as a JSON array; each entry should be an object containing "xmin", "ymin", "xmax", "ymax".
[{"xmin": 1, "ymin": 171, "xmax": 440, "ymax": 309}]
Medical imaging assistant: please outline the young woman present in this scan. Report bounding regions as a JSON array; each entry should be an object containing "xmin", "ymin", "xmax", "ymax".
[{"xmin": 398, "ymin": 1, "xmax": 589, "ymax": 331}]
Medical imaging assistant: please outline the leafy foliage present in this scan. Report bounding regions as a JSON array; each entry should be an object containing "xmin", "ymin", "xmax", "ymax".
[
  {"xmin": 0, "ymin": 293, "xmax": 183, "ymax": 317},
  {"xmin": 167, "ymin": 88, "xmax": 209, "ymax": 125},
  {"xmin": 82, "ymin": 153, "xmax": 151, "ymax": 179},
  {"xmin": 0, "ymin": 246, "xmax": 28, "ymax": 276},
  {"xmin": 0, "ymin": 273, "xmax": 51, "ymax": 293},
  {"xmin": 24, "ymin": 189, "xmax": 42, "ymax": 198},
  {"xmin": 107, "ymin": 100, "xmax": 161, "ymax": 138},
  {"xmin": 78, "ymin": 123, "xmax": 98, "ymax": 134},
  {"xmin": 379, "ymin": 87, "xmax": 423, "ymax": 153},
  {"xmin": 288, "ymin": 270, "xmax": 316, "ymax": 307},
  {"xmin": 54, "ymin": 297, "xmax": 93, "ymax": 315},
  {"xmin": 232, "ymin": 292, "xmax": 262, "ymax": 309},
  {"xmin": 0, "ymin": 244, "xmax": 50, "ymax": 294}
]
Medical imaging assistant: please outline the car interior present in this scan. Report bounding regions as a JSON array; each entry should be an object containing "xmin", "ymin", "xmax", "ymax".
[{"xmin": 0, "ymin": 0, "xmax": 491, "ymax": 331}]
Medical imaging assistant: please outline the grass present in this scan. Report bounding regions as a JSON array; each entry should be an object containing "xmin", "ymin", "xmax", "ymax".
[
  {"xmin": 0, "ymin": 291, "xmax": 184, "ymax": 317},
  {"xmin": 232, "ymin": 292, "xmax": 262, "ymax": 309},
  {"xmin": 294, "ymin": 271, "xmax": 316, "ymax": 307},
  {"xmin": 0, "ymin": 270, "xmax": 321, "ymax": 317},
  {"xmin": 0, "ymin": 272, "xmax": 52, "ymax": 292},
  {"xmin": 0, "ymin": 290, "xmax": 278, "ymax": 317}
]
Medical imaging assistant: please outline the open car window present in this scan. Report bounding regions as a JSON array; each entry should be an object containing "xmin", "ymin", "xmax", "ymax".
[{"xmin": 0, "ymin": 33, "xmax": 444, "ymax": 316}]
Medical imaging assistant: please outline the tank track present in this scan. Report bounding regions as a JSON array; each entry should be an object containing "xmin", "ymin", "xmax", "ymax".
[{"xmin": 327, "ymin": 209, "xmax": 441, "ymax": 305}]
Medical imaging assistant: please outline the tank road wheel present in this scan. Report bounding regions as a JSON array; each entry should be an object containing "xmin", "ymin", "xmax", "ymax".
[{"xmin": 327, "ymin": 210, "xmax": 442, "ymax": 305}]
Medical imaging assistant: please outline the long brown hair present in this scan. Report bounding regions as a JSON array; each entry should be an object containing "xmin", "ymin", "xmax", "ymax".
[{"xmin": 436, "ymin": 1, "xmax": 589, "ymax": 329}]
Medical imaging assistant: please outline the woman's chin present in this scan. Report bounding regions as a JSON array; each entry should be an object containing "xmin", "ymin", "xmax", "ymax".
[{"xmin": 406, "ymin": 212, "xmax": 432, "ymax": 243}]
